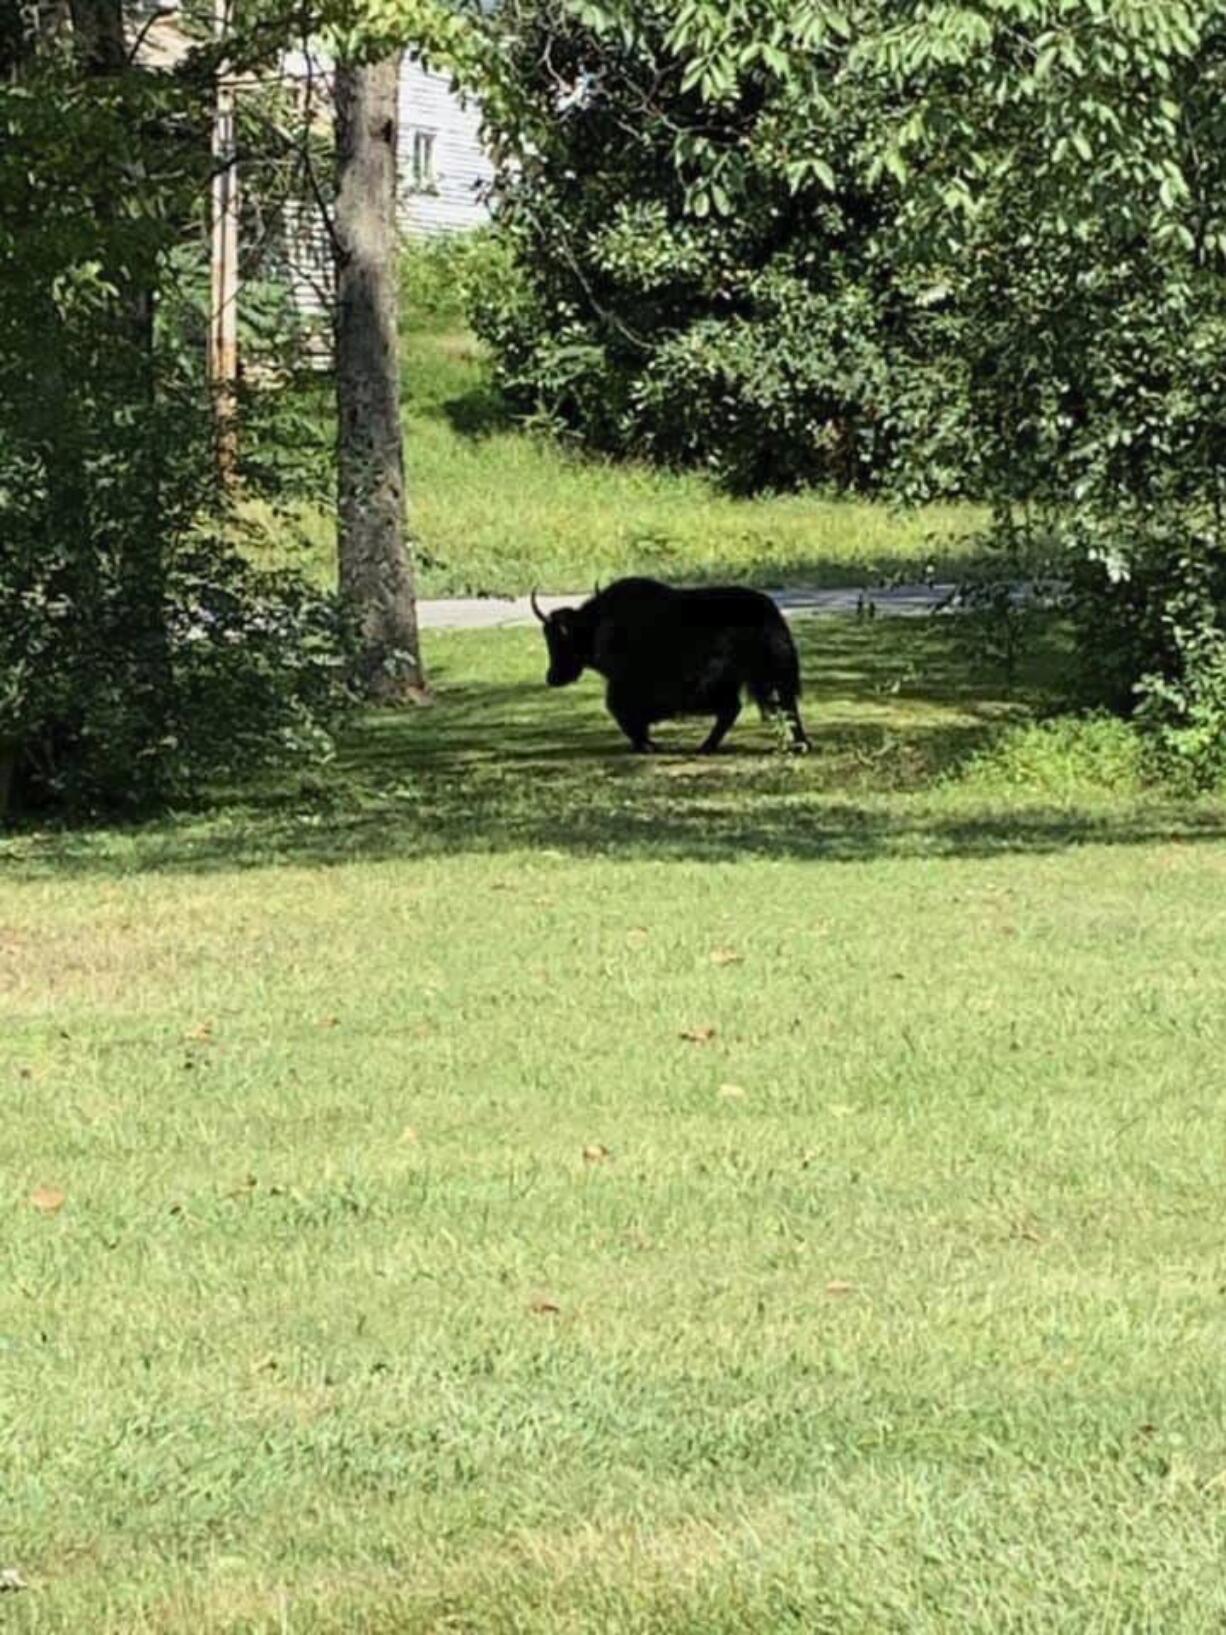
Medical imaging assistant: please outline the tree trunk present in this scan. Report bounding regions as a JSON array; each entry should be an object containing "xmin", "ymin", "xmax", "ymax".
[
  {"xmin": 334, "ymin": 51, "xmax": 425, "ymax": 702},
  {"xmin": 69, "ymin": 0, "xmax": 153, "ymax": 356},
  {"xmin": 67, "ymin": 0, "xmax": 124, "ymax": 72},
  {"xmin": 3, "ymin": 2, "xmax": 69, "ymax": 73},
  {"xmin": 0, "ymin": 741, "xmax": 16, "ymax": 824}
]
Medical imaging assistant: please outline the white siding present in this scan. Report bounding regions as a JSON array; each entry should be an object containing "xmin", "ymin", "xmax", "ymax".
[
  {"xmin": 397, "ymin": 57, "xmax": 493, "ymax": 236},
  {"xmin": 281, "ymin": 198, "xmax": 334, "ymax": 361},
  {"xmin": 276, "ymin": 50, "xmax": 494, "ymax": 354}
]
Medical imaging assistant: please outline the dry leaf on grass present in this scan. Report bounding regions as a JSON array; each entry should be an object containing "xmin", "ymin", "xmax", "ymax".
[
  {"xmin": 710, "ymin": 947, "xmax": 743, "ymax": 967},
  {"xmin": 0, "ymin": 1568, "xmax": 28, "ymax": 1593},
  {"xmin": 318, "ymin": 1015, "xmax": 340, "ymax": 1029},
  {"xmin": 582, "ymin": 1143, "xmax": 612, "ymax": 1163},
  {"xmin": 680, "ymin": 1025, "xmax": 717, "ymax": 1044},
  {"xmin": 401, "ymin": 1126, "xmax": 420, "ymax": 1146},
  {"xmin": 529, "ymin": 1297, "xmax": 561, "ymax": 1316},
  {"xmin": 825, "ymin": 1279, "xmax": 854, "ymax": 1297},
  {"xmin": 30, "ymin": 1186, "xmax": 65, "ymax": 1216},
  {"xmin": 718, "ymin": 1083, "xmax": 747, "ymax": 1100},
  {"xmin": 183, "ymin": 1021, "xmax": 214, "ymax": 1044}
]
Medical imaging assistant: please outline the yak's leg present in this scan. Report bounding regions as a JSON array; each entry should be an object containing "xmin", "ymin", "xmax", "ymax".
[
  {"xmin": 755, "ymin": 686, "xmax": 810, "ymax": 754},
  {"xmin": 778, "ymin": 691, "xmax": 810, "ymax": 753},
  {"xmin": 607, "ymin": 682, "xmax": 660, "ymax": 753},
  {"xmin": 698, "ymin": 692, "xmax": 741, "ymax": 754}
]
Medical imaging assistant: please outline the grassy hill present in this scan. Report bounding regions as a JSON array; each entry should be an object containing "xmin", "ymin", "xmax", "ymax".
[{"xmin": 246, "ymin": 324, "xmax": 983, "ymax": 599}]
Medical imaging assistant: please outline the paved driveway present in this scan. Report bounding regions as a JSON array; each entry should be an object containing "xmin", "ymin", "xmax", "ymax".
[{"xmin": 415, "ymin": 582, "xmax": 962, "ymax": 631}]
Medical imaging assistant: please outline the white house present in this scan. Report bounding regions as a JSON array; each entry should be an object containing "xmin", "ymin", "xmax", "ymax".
[
  {"xmin": 280, "ymin": 51, "xmax": 496, "ymax": 342},
  {"xmin": 135, "ymin": 13, "xmax": 494, "ymax": 234},
  {"xmin": 132, "ymin": 15, "xmax": 495, "ymax": 341},
  {"xmin": 396, "ymin": 56, "xmax": 494, "ymax": 237}
]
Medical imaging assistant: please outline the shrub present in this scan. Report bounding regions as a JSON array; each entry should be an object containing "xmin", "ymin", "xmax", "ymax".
[
  {"xmin": 955, "ymin": 717, "xmax": 1148, "ymax": 803},
  {"xmin": 471, "ymin": 1, "xmax": 971, "ymax": 496},
  {"xmin": 401, "ymin": 229, "xmax": 515, "ymax": 333},
  {"xmin": 0, "ymin": 40, "xmax": 351, "ymax": 820}
]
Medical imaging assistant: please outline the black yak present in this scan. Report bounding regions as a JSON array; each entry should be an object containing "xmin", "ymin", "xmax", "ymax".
[{"xmin": 531, "ymin": 577, "xmax": 809, "ymax": 754}]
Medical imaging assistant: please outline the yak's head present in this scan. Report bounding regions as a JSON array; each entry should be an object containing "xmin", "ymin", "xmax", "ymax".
[{"xmin": 532, "ymin": 590, "xmax": 591, "ymax": 687}]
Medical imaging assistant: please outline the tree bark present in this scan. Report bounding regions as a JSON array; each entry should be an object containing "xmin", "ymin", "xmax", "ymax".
[
  {"xmin": 334, "ymin": 51, "xmax": 425, "ymax": 702},
  {"xmin": 0, "ymin": 741, "xmax": 16, "ymax": 825},
  {"xmin": 67, "ymin": 0, "xmax": 124, "ymax": 72}
]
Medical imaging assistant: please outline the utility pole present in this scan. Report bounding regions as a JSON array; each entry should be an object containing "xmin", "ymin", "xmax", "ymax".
[{"xmin": 208, "ymin": 0, "xmax": 238, "ymax": 483}]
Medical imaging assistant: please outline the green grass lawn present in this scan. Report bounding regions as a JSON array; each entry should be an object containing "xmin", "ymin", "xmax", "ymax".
[
  {"xmin": 5, "ymin": 618, "xmax": 1226, "ymax": 1632},
  {"xmin": 247, "ymin": 330, "xmax": 983, "ymax": 598}
]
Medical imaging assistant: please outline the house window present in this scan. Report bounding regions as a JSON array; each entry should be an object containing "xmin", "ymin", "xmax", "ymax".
[{"xmin": 411, "ymin": 130, "xmax": 437, "ymax": 191}]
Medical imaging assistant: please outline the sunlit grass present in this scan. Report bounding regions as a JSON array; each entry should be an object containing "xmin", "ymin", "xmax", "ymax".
[
  {"xmin": 5, "ymin": 618, "xmax": 1226, "ymax": 1631},
  {"xmin": 243, "ymin": 330, "xmax": 984, "ymax": 598}
]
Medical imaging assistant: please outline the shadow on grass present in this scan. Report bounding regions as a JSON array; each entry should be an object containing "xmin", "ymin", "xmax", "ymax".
[
  {"xmin": 677, "ymin": 553, "xmax": 984, "ymax": 594},
  {"xmin": 8, "ymin": 618, "xmax": 1225, "ymax": 879},
  {"xmin": 435, "ymin": 384, "xmax": 516, "ymax": 442},
  {"xmin": 572, "ymin": 554, "xmax": 988, "ymax": 597}
]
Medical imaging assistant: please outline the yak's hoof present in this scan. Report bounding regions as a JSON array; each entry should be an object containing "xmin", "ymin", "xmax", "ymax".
[
  {"xmin": 632, "ymin": 740, "xmax": 661, "ymax": 754},
  {"xmin": 790, "ymin": 739, "xmax": 811, "ymax": 756}
]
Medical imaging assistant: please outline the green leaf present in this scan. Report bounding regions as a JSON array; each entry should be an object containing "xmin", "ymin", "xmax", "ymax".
[{"xmin": 812, "ymin": 157, "xmax": 836, "ymax": 191}]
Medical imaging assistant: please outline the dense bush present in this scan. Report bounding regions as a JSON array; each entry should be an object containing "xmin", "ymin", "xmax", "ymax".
[
  {"xmin": 860, "ymin": 5, "xmax": 1226, "ymax": 783},
  {"xmin": 399, "ymin": 228, "xmax": 513, "ymax": 332},
  {"xmin": 0, "ymin": 42, "xmax": 351, "ymax": 818},
  {"xmin": 0, "ymin": 474, "xmax": 352, "ymax": 815},
  {"xmin": 471, "ymin": 1, "xmax": 971, "ymax": 495}
]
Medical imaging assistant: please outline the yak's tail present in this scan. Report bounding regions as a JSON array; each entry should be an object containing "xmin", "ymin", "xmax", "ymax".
[
  {"xmin": 749, "ymin": 616, "xmax": 809, "ymax": 751},
  {"xmin": 748, "ymin": 617, "xmax": 802, "ymax": 714}
]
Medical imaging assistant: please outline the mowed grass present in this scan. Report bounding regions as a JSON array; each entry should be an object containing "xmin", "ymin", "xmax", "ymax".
[
  {"xmin": 5, "ymin": 617, "xmax": 1226, "ymax": 1633},
  {"xmin": 249, "ymin": 330, "xmax": 983, "ymax": 597}
]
